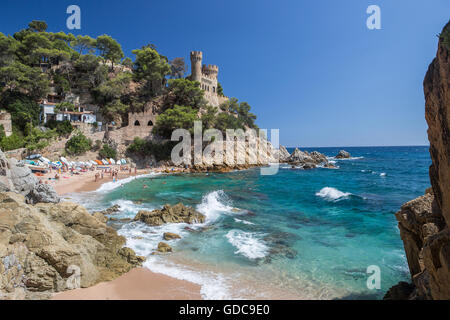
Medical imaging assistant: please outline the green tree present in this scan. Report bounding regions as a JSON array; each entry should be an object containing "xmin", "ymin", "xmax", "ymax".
[
  {"xmin": 96, "ymin": 35, "xmax": 124, "ymax": 70},
  {"xmin": 27, "ymin": 20, "xmax": 48, "ymax": 33},
  {"xmin": 92, "ymin": 72, "xmax": 132, "ymax": 131},
  {"xmin": 0, "ymin": 92, "xmax": 41, "ymax": 132},
  {"xmin": 217, "ymin": 82, "xmax": 224, "ymax": 97},
  {"xmin": 0, "ymin": 33, "xmax": 19, "ymax": 67},
  {"xmin": 71, "ymin": 35, "xmax": 96, "ymax": 54},
  {"xmin": 132, "ymin": 46, "xmax": 171, "ymax": 97},
  {"xmin": 122, "ymin": 57, "xmax": 133, "ymax": 68},
  {"xmin": 168, "ymin": 78, "xmax": 206, "ymax": 109},
  {"xmin": 65, "ymin": 132, "xmax": 92, "ymax": 155},
  {"xmin": 153, "ymin": 105, "xmax": 198, "ymax": 138},
  {"xmin": 169, "ymin": 57, "xmax": 186, "ymax": 79}
]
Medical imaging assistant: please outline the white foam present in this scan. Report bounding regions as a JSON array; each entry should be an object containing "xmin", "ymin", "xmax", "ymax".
[
  {"xmin": 118, "ymin": 221, "xmax": 233, "ymax": 300},
  {"xmin": 143, "ymin": 258, "xmax": 232, "ymax": 300},
  {"xmin": 225, "ymin": 230, "xmax": 269, "ymax": 260},
  {"xmin": 333, "ymin": 156, "xmax": 364, "ymax": 161},
  {"xmin": 315, "ymin": 187, "xmax": 352, "ymax": 201},
  {"xmin": 95, "ymin": 172, "xmax": 161, "ymax": 193},
  {"xmin": 380, "ymin": 172, "xmax": 386, "ymax": 177},
  {"xmin": 234, "ymin": 218, "xmax": 255, "ymax": 225},
  {"xmin": 196, "ymin": 190, "xmax": 234, "ymax": 223}
]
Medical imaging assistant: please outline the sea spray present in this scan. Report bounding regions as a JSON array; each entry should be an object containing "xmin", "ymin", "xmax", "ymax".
[{"xmin": 315, "ymin": 187, "xmax": 352, "ymax": 201}]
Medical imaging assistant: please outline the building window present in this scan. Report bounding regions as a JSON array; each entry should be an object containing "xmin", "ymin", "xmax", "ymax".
[
  {"xmin": 147, "ymin": 120, "xmax": 153, "ymax": 126},
  {"xmin": 134, "ymin": 120, "xmax": 140, "ymax": 126},
  {"xmin": 213, "ymin": 87, "xmax": 215, "ymax": 93}
]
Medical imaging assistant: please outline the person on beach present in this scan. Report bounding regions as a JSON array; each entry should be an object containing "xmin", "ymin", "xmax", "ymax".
[{"xmin": 143, "ymin": 184, "xmax": 147, "ymax": 189}]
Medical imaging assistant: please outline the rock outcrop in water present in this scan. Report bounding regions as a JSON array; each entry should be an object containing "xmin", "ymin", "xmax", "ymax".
[
  {"xmin": 134, "ymin": 203, "xmax": 205, "ymax": 226},
  {"xmin": 287, "ymin": 148, "xmax": 333, "ymax": 169},
  {"xmin": 387, "ymin": 22, "xmax": 450, "ymax": 300},
  {"xmin": 0, "ymin": 149, "xmax": 59, "ymax": 204},
  {"xmin": 0, "ymin": 192, "xmax": 145, "ymax": 300},
  {"xmin": 335, "ymin": 150, "xmax": 351, "ymax": 159}
]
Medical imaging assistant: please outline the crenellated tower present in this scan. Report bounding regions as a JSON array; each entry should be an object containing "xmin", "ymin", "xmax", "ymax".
[
  {"xmin": 202, "ymin": 64, "xmax": 219, "ymax": 80},
  {"xmin": 190, "ymin": 51, "xmax": 203, "ymax": 82},
  {"xmin": 189, "ymin": 51, "xmax": 226, "ymax": 107}
]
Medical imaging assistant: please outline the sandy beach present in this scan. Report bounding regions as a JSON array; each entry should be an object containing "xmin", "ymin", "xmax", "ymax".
[
  {"xmin": 53, "ymin": 267, "xmax": 201, "ymax": 300},
  {"xmin": 41, "ymin": 165, "xmax": 202, "ymax": 300}
]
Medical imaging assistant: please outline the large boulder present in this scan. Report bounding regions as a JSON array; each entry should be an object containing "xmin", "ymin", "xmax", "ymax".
[
  {"xmin": 0, "ymin": 192, "xmax": 144, "ymax": 300},
  {"xmin": 335, "ymin": 150, "xmax": 351, "ymax": 159},
  {"xmin": 134, "ymin": 203, "xmax": 205, "ymax": 226},
  {"xmin": 0, "ymin": 150, "xmax": 59, "ymax": 204},
  {"xmin": 288, "ymin": 148, "xmax": 331, "ymax": 169}
]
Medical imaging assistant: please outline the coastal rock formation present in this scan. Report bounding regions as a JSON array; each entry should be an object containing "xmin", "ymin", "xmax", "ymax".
[
  {"xmin": 134, "ymin": 203, "xmax": 205, "ymax": 226},
  {"xmin": 95, "ymin": 204, "xmax": 121, "ymax": 216},
  {"xmin": 288, "ymin": 148, "xmax": 332, "ymax": 169},
  {"xmin": 157, "ymin": 242, "xmax": 173, "ymax": 253},
  {"xmin": 0, "ymin": 192, "xmax": 144, "ymax": 300},
  {"xmin": 335, "ymin": 150, "xmax": 351, "ymax": 159},
  {"xmin": 388, "ymin": 22, "xmax": 450, "ymax": 300},
  {"xmin": 276, "ymin": 145, "xmax": 291, "ymax": 162},
  {"xmin": 163, "ymin": 232, "xmax": 181, "ymax": 240},
  {"xmin": 0, "ymin": 150, "xmax": 59, "ymax": 204}
]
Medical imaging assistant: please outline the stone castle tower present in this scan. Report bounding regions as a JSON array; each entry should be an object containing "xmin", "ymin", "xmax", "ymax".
[{"xmin": 190, "ymin": 51, "xmax": 226, "ymax": 106}]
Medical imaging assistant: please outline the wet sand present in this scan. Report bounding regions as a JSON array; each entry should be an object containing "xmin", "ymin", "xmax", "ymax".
[{"xmin": 52, "ymin": 267, "xmax": 202, "ymax": 300}]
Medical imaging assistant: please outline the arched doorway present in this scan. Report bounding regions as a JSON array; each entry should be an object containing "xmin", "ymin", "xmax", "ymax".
[
  {"xmin": 147, "ymin": 120, "xmax": 153, "ymax": 126},
  {"xmin": 134, "ymin": 120, "xmax": 140, "ymax": 126}
]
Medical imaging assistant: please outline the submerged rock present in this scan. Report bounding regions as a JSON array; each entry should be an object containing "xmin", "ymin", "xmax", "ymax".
[
  {"xmin": 134, "ymin": 203, "xmax": 205, "ymax": 226},
  {"xmin": 157, "ymin": 242, "xmax": 172, "ymax": 253},
  {"xmin": 96, "ymin": 204, "xmax": 121, "ymax": 215},
  {"xmin": 163, "ymin": 232, "xmax": 181, "ymax": 240},
  {"xmin": 335, "ymin": 150, "xmax": 351, "ymax": 159}
]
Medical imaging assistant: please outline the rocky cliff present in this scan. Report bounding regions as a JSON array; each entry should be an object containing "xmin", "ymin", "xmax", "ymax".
[
  {"xmin": 386, "ymin": 21, "xmax": 450, "ymax": 300},
  {"xmin": 0, "ymin": 192, "xmax": 145, "ymax": 300},
  {"xmin": 0, "ymin": 150, "xmax": 59, "ymax": 204}
]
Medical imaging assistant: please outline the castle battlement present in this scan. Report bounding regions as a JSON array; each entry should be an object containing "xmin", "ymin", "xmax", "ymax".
[{"xmin": 190, "ymin": 51, "xmax": 227, "ymax": 107}]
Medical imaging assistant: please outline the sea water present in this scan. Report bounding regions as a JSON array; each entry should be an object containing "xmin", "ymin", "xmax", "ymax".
[{"xmin": 67, "ymin": 146, "xmax": 431, "ymax": 299}]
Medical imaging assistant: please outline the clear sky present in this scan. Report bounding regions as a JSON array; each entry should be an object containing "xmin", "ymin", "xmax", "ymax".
[{"xmin": 1, "ymin": 0, "xmax": 449, "ymax": 147}]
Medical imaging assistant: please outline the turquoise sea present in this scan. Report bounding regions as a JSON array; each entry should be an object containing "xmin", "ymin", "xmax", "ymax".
[{"xmin": 69, "ymin": 146, "xmax": 431, "ymax": 299}]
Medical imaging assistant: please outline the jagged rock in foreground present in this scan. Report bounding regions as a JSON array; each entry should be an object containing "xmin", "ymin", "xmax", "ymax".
[
  {"xmin": 387, "ymin": 22, "xmax": 450, "ymax": 300},
  {"xmin": 0, "ymin": 150, "xmax": 59, "ymax": 204},
  {"xmin": 335, "ymin": 150, "xmax": 351, "ymax": 159},
  {"xmin": 134, "ymin": 203, "xmax": 205, "ymax": 226},
  {"xmin": 0, "ymin": 192, "xmax": 144, "ymax": 300}
]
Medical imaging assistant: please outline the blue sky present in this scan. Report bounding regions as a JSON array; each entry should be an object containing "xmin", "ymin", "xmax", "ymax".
[{"xmin": 1, "ymin": 0, "xmax": 449, "ymax": 147}]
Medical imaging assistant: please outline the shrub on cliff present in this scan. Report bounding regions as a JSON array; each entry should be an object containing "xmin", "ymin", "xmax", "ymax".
[
  {"xmin": 45, "ymin": 119, "xmax": 73, "ymax": 137},
  {"xmin": 65, "ymin": 132, "xmax": 92, "ymax": 155},
  {"xmin": 168, "ymin": 78, "xmax": 206, "ymax": 109},
  {"xmin": 99, "ymin": 143, "xmax": 117, "ymax": 159},
  {"xmin": 126, "ymin": 137, "xmax": 174, "ymax": 161},
  {"xmin": 0, "ymin": 132, "xmax": 24, "ymax": 151}
]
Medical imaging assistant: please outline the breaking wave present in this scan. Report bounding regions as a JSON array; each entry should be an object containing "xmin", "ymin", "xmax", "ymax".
[
  {"xmin": 226, "ymin": 230, "xmax": 269, "ymax": 260},
  {"xmin": 315, "ymin": 187, "xmax": 352, "ymax": 201}
]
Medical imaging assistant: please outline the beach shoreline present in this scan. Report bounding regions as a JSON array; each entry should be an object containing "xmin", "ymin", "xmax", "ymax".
[
  {"xmin": 52, "ymin": 267, "xmax": 202, "ymax": 300},
  {"xmin": 45, "ymin": 166, "xmax": 204, "ymax": 300}
]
